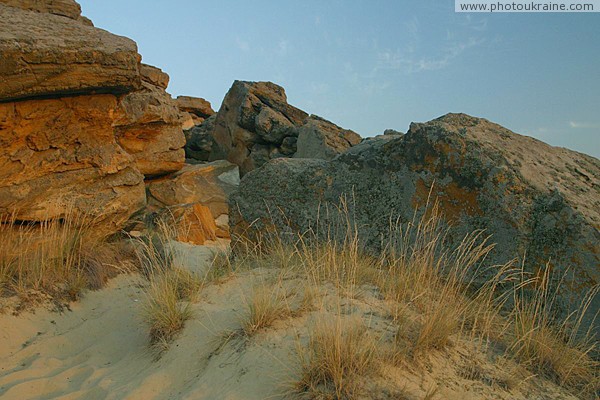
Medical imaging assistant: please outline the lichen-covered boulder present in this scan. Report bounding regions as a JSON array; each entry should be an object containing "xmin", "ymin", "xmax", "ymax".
[{"xmin": 231, "ymin": 113, "xmax": 600, "ymax": 329}]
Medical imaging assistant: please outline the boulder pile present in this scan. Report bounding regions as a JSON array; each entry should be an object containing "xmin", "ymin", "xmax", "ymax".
[{"xmin": 185, "ymin": 80, "xmax": 362, "ymax": 174}]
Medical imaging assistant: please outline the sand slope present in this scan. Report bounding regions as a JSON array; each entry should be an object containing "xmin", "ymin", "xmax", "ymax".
[{"xmin": 0, "ymin": 243, "xmax": 581, "ymax": 400}]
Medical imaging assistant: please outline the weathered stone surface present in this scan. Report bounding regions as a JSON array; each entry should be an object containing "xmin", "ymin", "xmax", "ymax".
[
  {"xmin": 383, "ymin": 128, "xmax": 404, "ymax": 136},
  {"xmin": 147, "ymin": 160, "xmax": 239, "ymax": 237},
  {"xmin": 210, "ymin": 81, "xmax": 307, "ymax": 174},
  {"xmin": 114, "ymin": 82, "xmax": 185, "ymax": 177},
  {"xmin": 140, "ymin": 63, "xmax": 169, "ymax": 90},
  {"xmin": 163, "ymin": 203, "xmax": 218, "ymax": 245},
  {"xmin": 231, "ymin": 113, "xmax": 600, "ymax": 329},
  {"xmin": 185, "ymin": 114, "xmax": 218, "ymax": 161},
  {"xmin": 280, "ymin": 136, "xmax": 297, "ymax": 156},
  {"xmin": 0, "ymin": 3, "xmax": 141, "ymax": 101},
  {"xmin": 0, "ymin": 0, "xmax": 84, "ymax": 21},
  {"xmin": 175, "ymin": 96, "xmax": 214, "ymax": 118},
  {"xmin": 295, "ymin": 115, "xmax": 361, "ymax": 160},
  {"xmin": 210, "ymin": 81, "xmax": 360, "ymax": 174},
  {"xmin": 0, "ymin": 95, "xmax": 146, "ymax": 230}
]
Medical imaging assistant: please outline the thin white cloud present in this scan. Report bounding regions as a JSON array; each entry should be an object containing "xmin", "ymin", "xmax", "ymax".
[
  {"xmin": 235, "ymin": 37, "xmax": 250, "ymax": 52},
  {"xmin": 374, "ymin": 13, "xmax": 487, "ymax": 75},
  {"xmin": 569, "ymin": 121, "xmax": 600, "ymax": 129},
  {"xmin": 278, "ymin": 39, "xmax": 289, "ymax": 55},
  {"xmin": 377, "ymin": 36, "xmax": 485, "ymax": 73}
]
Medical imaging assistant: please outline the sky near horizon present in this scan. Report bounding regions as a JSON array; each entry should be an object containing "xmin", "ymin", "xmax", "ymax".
[{"xmin": 78, "ymin": 0, "xmax": 600, "ymax": 158}]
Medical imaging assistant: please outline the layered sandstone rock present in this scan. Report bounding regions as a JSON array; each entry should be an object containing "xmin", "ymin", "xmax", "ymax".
[
  {"xmin": 0, "ymin": 1, "xmax": 184, "ymax": 233},
  {"xmin": 0, "ymin": 0, "xmax": 92, "ymax": 24},
  {"xmin": 140, "ymin": 63, "xmax": 169, "ymax": 90},
  {"xmin": 209, "ymin": 81, "xmax": 360, "ymax": 174},
  {"xmin": 231, "ymin": 113, "xmax": 600, "ymax": 329},
  {"xmin": 176, "ymin": 96, "xmax": 215, "ymax": 130},
  {"xmin": 176, "ymin": 96, "xmax": 215, "ymax": 119},
  {"xmin": 114, "ymin": 70, "xmax": 185, "ymax": 177},
  {"xmin": 0, "ymin": 95, "xmax": 146, "ymax": 230},
  {"xmin": 0, "ymin": 3, "xmax": 141, "ymax": 101}
]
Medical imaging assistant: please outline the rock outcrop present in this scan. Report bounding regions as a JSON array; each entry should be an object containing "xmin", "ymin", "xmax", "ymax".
[
  {"xmin": 209, "ymin": 80, "xmax": 360, "ymax": 174},
  {"xmin": 294, "ymin": 115, "xmax": 361, "ymax": 160},
  {"xmin": 147, "ymin": 160, "xmax": 240, "ymax": 241},
  {"xmin": 0, "ymin": 0, "xmax": 88, "ymax": 22},
  {"xmin": 0, "ymin": 3, "xmax": 140, "ymax": 101},
  {"xmin": 0, "ymin": 1, "xmax": 185, "ymax": 232},
  {"xmin": 114, "ymin": 68, "xmax": 185, "ymax": 177},
  {"xmin": 231, "ymin": 113, "xmax": 600, "ymax": 328},
  {"xmin": 176, "ymin": 96, "xmax": 215, "ymax": 130},
  {"xmin": 184, "ymin": 115, "xmax": 218, "ymax": 162},
  {"xmin": 0, "ymin": 94, "xmax": 146, "ymax": 230}
]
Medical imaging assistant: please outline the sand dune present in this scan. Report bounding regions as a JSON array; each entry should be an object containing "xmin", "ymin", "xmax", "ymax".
[{"xmin": 0, "ymin": 242, "xmax": 582, "ymax": 400}]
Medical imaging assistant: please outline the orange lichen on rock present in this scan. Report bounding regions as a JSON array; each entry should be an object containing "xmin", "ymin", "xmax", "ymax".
[{"xmin": 412, "ymin": 179, "xmax": 482, "ymax": 223}]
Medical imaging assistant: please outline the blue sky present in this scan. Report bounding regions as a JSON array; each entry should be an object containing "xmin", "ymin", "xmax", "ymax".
[{"xmin": 79, "ymin": 0, "xmax": 600, "ymax": 157}]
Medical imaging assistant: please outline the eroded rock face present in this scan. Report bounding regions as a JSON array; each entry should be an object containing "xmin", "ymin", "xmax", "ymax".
[
  {"xmin": 140, "ymin": 63, "xmax": 169, "ymax": 90},
  {"xmin": 147, "ymin": 160, "xmax": 240, "ymax": 238},
  {"xmin": 0, "ymin": 1, "xmax": 184, "ymax": 233},
  {"xmin": 114, "ymin": 80, "xmax": 185, "ymax": 177},
  {"xmin": 231, "ymin": 113, "xmax": 600, "ymax": 329},
  {"xmin": 0, "ymin": 0, "xmax": 87, "ymax": 22},
  {"xmin": 295, "ymin": 115, "xmax": 361, "ymax": 160},
  {"xmin": 209, "ymin": 81, "xmax": 360, "ymax": 174},
  {"xmin": 0, "ymin": 95, "xmax": 146, "ymax": 230},
  {"xmin": 184, "ymin": 114, "xmax": 218, "ymax": 161},
  {"xmin": 176, "ymin": 96, "xmax": 215, "ymax": 119},
  {"xmin": 0, "ymin": 3, "xmax": 141, "ymax": 101}
]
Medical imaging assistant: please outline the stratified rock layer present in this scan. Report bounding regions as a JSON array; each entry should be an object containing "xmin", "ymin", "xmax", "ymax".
[
  {"xmin": 0, "ymin": 1, "xmax": 185, "ymax": 233},
  {"xmin": 0, "ymin": 3, "xmax": 141, "ymax": 101},
  {"xmin": 0, "ymin": 95, "xmax": 146, "ymax": 230}
]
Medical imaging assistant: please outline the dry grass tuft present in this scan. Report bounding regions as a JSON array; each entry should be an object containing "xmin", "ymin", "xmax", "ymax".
[
  {"xmin": 0, "ymin": 212, "xmax": 134, "ymax": 309},
  {"xmin": 136, "ymin": 221, "xmax": 202, "ymax": 350},
  {"xmin": 509, "ymin": 268, "xmax": 599, "ymax": 397},
  {"xmin": 142, "ymin": 267, "xmax": 201, "ymax": 350},
  {"xmin": 210, "ymin": 199, "xmax": 600, "ymax": 398},
  {"xmin": 241, "ymin": 282, "xmax": 291, "ymax": 337},
  {"xmin": 296, "ymin": 316, "xmax": 380, "ymax": 399}
]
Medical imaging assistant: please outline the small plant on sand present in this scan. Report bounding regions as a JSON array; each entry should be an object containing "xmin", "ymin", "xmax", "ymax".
[
  {"xmin": 241, "ymin": 282, "xmax": 291, "ymax": 336},
  {"xmin": 296, "ymin": 316, "xmax": 380, "ymax": 399},
  {"xmin": 142, "ymin": 267, "xmax": 201, "ymax": 350},
  {"xmin": 136, "ymin": 220, "xmax": 202, "ymax": 350}
]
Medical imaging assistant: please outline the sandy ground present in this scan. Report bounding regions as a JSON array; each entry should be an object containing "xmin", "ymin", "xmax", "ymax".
[
  {"xmin": 0, "ymin": 241, "xmax": 581, "ymax": 400},
  {"xmin": 0, "ymin": 242, "xmax": 296, "ymax": 400}
]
